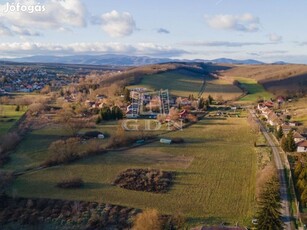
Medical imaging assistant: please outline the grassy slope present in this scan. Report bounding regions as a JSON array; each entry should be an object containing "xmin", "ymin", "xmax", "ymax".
[
  {"xmin": 220, "ymin": 64, "xmax": 307, "ymax": 94},
  {"xmin": 0, "ymin": 105, "xmax": 26, "ymax": 135},
  {"xmin": 2, "ymin": 122, "xmax": 121, "ymax": 172},
  {"xmin": 129, "ymin": 70, "xmax": 243, "ymax": 100},
  {"xmin": 283, "ymin": 97, "xmax": 307, "ymax": 126},
  {"xmin": 10, "ymin": 117, "xmax": 257, "ymax": 226},
  {"xmin": 234, "ymin": 77, "xmax": 273, "ymax": 102},
  {"xmin": 3, "ymin": 127, "xmax": 65, "ymax": 171}
]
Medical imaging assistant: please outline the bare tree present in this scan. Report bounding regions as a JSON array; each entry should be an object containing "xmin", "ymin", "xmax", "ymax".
[
  {"xmin": 0, "ymin": 105, "xmax": 4, "ymax": 117},
  {"xmin": 57, "ymin": 106, "xmax": 89, "ymax": 136},
  {"xmin": 28, "ymin": 102, "xmax": 45, "ymax": 116}
]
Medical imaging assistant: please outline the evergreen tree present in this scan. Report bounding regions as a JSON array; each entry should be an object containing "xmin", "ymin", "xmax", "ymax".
[
  {"xmin": 123, "ymin": 88, "xmax": 131, "ymax": 102},
  {"xmin": 111, "ymin": 106, "xmax": 123, "ymax": 120},
  {"xmin": 275, "ymin": 126, "xmax": 284, "ymax": 140},
  {"xmin": 100, "ymin": 107, "xmax": 111, "ymax": 121},
  {"xmin": 198, "ymin": 97, "xmax": 205, "ymax": 110},
  {"xmin": 281, "ymin": 136, "xmax": 288, "ymax": 151},
  {"xmin": 281, "ymin": 130, "xmax": 296, "ymax": 152},
  {"xmin": 287, "ymin": 130, "xmax": 296, "ymax": 152},
  {"xmin": 208, "ymin": 95, "xmax": 213, "ymax": 105},
  {"xmin": 15, "ymin": 105, "xmax": 20, "ymax": 112},
  {"xmin": 256, "ymin": 176, "xmax": 284, "ymax": 230},
  {"xmin": 96, "ymin": 116, "xmax": 102, "ymax": 124}
]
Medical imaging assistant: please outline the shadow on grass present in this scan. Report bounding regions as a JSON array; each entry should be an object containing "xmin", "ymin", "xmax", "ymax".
[
  {"xmin": 84, "ymin": 182, "xmax": 112, "ymax": 190},
  {"xmin": 187, "ymin": 216, "xmax": 224, "ymax": 228}
]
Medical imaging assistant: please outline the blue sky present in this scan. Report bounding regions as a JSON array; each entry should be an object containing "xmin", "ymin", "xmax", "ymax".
[{"xmin": 0, "ymin": 0, "xmax": 307, "ymax": 63}]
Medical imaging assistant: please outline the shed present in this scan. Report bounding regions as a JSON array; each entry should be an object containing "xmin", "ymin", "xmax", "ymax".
[
  {"xmin": 98, "ymin": 134, "xmax": 105, "ymax": 139},
  {"xmin": 160, "ymin": 138, "xmax": 172, "ymax": 144}
]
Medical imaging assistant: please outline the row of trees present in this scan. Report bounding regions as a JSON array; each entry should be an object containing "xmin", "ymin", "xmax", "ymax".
[
  {"xmin": 274, "ymin": 127, "xmax": 297, "ymax": 152},
  {"xmin": 97, "ymin": 106, "xmax": 124, "ymax": 123},
  {"xmin": 133, "ymin": 209, "xmax": 185, "ymax": 230},
  {"xmin": 294, "ymin": 161, "xmax": 307, "ymax": 207},
  {"xmin": 256, "ymin": 176, "xmax": 284, "ymax": 229},
  {"xmin": 280, "ymin": 130, "xmax": 296, "ymax": 152}
]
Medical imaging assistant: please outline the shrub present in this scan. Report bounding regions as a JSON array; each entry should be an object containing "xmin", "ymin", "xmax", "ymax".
[
  {"xmin": 56, "ymin": 177, "xmax": 84, "ymax": 189},
  {"xmin": 42, "ymin": 138, "xmax": 80, "ymax": 167},
  {"xmin": 171, "ymin": 138, "xmax": 184, "ymax": 144},
  {"xmin": 0, "ymin": 132, "xmax": 21, "ymax": 153},
  {"xmin": 114, "ymin": 169, "xmax": 173, "ymax": 193},
  {"xmin": 0, "ymin": 172, "xmax": 14, "ymax": 194},
  {"xmin": 133, "ymin": 209, "xmax": 162, "ymax": 230}
]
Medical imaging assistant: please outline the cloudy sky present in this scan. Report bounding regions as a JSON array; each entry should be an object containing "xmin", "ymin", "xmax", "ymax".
[{"xmin": 0, "ymin": 0, "xmax": 307, "ymax": 63}]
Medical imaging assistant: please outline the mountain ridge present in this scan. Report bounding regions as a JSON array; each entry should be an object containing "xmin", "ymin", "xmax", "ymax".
[{"xmin": 0, "ymin": 54, "xmax": 280, "ymax": 66}]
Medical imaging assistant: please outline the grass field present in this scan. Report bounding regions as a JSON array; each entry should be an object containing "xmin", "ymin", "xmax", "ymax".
[
  {"xmin": 9, "ymin": 117, "xmax": 258, "ymax": 226},
  {"xmin": 234, "ymin": 77, "xmax": 273, "ymax": 102},
  {"xmin": 129, "ymin": 70, "xmax": 243, "ymax": 100},
  {"xmin": 2, "ymin": 126, "xmax": 66, "ymax": 171},
  {"xmin": 0, "ymin": 105, "xmax": 26, "ymax": 135},
  {"xmin": 283, "ymin": 97, "xmax": 307, "ymax": 126},
  {"xmin": 220, "ymin": 64, "xmax": 307, "ymax": 94}
]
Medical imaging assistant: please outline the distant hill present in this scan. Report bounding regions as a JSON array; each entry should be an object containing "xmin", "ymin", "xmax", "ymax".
[
  {"xmin": 2, "ymin": 55, "xmax": 172, "ymax": 66},
  {"xmin": 2, "ymin": 54, "xmax": 266, "ymax": 66},
  {"xmin": 211, "ymin": 58, "xmax": 264, "ymax": 65}
]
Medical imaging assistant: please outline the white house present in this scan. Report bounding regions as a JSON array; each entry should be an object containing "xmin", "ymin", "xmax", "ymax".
[{"xmin": 297, "ymin": 141, "xmax": 307, "ymax": 153}]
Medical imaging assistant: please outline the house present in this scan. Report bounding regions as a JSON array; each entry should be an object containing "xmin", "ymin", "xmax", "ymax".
[
  {"xmin": 257, "ymin": 103, "xmax": 266, "ymax": 111},
  {"xmin": 264, "ymin": 101, "xmax": 274, "ymax": 108},
  {"xmin": 289, "ymin": 121, "xmax": 299, "ymax": 127},
  {"xmin": 267, "ymin": 111, "xmax": 282, "ymax": 126},
  {"xmin": 297, "ymin": 140, "xmax": 307, "ymax": 153},
  {"xmin": 293, "ymin": 132, "xmax": 306, "ymax": 144}
]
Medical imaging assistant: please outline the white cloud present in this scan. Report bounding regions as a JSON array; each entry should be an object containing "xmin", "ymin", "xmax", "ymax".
[
  {"xmin": 205, "ymin": 13, "xmax": 260, "ymax": 32},
  {"xmin": 0, "ymin": 42, "xmax": 187, "ymax": 57},
  {"xmin": 0, "ymin": 0, "xmax": 87, "ymax": 36},
  {"xmin": 182, "ymin": 41, "xmax": 274, "ymax": 47},
  {"xmin": 101, "ymin": 10, "xmax": 136, "ymax": 37},
  {"xmin": 268, "ymin": 33, "xmax": 282, "ymax": 42}
]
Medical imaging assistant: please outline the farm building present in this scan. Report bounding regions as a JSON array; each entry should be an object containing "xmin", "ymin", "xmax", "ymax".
[{"xmin": 160, "ymin": 138, "xmax": 172, "ymax": 144}]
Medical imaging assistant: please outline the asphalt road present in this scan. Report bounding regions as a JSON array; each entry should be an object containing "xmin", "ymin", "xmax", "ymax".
[{"xmin": 250, "ymin": 110, "xmax": 292, "ymax": 230}]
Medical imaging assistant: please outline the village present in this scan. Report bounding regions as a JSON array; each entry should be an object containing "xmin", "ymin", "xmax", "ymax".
[
  {"xmin": 257, "ymin": 96, "xmax": 307, "ymax": 153},
  {"xmin": 0, "ymin": 64, "xmax": 117, "ymax": 95}
]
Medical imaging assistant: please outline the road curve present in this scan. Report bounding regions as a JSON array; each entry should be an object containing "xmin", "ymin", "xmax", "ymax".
[{"xmin": 250, "ymin": 110, "xmax": 292, "ymax": 230}]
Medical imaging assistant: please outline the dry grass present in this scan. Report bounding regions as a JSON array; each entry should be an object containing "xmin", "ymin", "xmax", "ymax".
[
  {"xmin": 282, "ymin": 97, "xmax": 307, "ymax": 127},
  {"xmin": 220, "ymin": 64, "xmax": 307, "ymax": 94},
  {"xmin": 130, "ymin": 69, "xmax": 243, "ymax": 100},
  {"xmin": 10, "ymin": 117, "xmax": 258, "ymax": 226},
  {"xmin": 220, "ymin": 64, "xmax": 307, "ymax": 82}
]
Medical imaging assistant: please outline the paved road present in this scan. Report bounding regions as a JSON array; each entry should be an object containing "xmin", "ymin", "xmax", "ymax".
[{"xmin": 250, "ymin": 110, "xmax": 292, "ymax": 230}]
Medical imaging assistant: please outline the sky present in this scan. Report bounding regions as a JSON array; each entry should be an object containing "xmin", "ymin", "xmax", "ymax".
[{"xmin": 0, "ymin": 0, "xmax": 307, "ymax": 63}]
